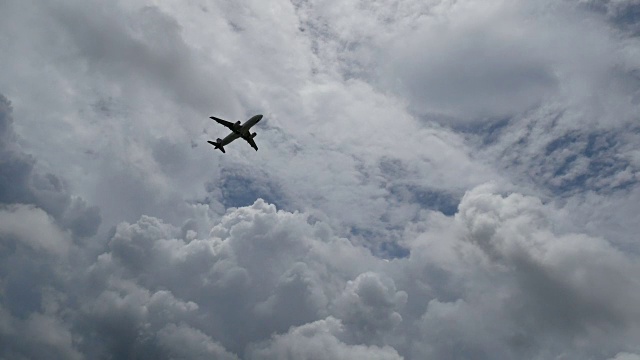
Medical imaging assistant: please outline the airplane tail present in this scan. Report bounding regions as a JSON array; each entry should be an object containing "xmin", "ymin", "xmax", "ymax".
[{"xmin": 207, "ymin": 140, "xmax": 225, "ymax": 153}]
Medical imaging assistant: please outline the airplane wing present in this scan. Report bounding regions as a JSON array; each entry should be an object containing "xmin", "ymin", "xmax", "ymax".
[
  {"xmin": 210, "ymin": 116, "xmax": 236, "ymax": 131},
  {"xmin": 243, "ymin": 136, "xmax": 258, "ymax": 151}
]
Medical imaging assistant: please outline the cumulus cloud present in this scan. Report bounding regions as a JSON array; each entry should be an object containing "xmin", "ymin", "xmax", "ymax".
[
  {"xmin": 3, "ymin": 184, "xmax": 640, "ymax": 358},
  {"xmin": 0, "ymin": 308, "xmax": 83, "ymax": 360},
  {"xmin": 0, "ymin": 205, "xmax": 71, "ymax": 256},
  {"xmin": 610, "ymin": 353, "xmax": 640, "ymax": 360},
  {"xmin": 332, "ymin": 272, "xmax": 407, "ymax": 344},
  {"xmin": 456, "ymin": 185, "xmax": 640, "ymax": 333},
  {"xmin": 248, "ymin": 317, "xmax": 403, "ymax": 360},
  {"xmin": 156, "ymin": 324, "xmax": 239, "ymax": 360},
  {"xmin": 0, "ymin": 94, "xmax": 101, "ymax": 239},
  {"xmin": 2, "ymin": 0, "xmax": 640, "ymax": 359}
]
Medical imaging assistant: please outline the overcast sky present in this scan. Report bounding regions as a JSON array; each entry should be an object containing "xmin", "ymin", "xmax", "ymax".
[{"xmin": 1, "ymin": 0, "xmax": 640, "ymax": 359}]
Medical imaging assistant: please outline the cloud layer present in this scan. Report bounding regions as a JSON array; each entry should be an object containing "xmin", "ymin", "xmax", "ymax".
[{"xmin": 1, "ymin": 0, "xmax": 640, "ymax": 358}]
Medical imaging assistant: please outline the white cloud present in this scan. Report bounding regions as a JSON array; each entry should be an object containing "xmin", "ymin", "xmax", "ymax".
[
  {"xmin": 2, "ymin": 0, "xmax": 640, "ymax": 359},
  {"xmin": 2, "ymin": 188, "xmax": 640, "ymax": 358},
  {"xmin": 0, "ymin": 205, "xmax": 71, "ymax": 256},
  {"xmin": 61, "ymin": 193, "xmax": 640, "ymax": 357},
  {"xmin": 248, "ymin": 317, "xmax": 403, "ymax": 360},
  {"xmin": 77, "ymin": 199, "xmax": 387, "ymax": 355},
  {"xmin": 332, "ymin": 272, "xmax": 407, "ymax": 344},
  {"xmin": 1, "ymin": 0, "xmax": 502, "ymax": 238},
  {"xmin": 381, "ymin": 1, "xmax": 558, "ymax": 120},
  {"xmin": 375, "ymin": 0, "xmax": 640, "ymax": 126},
  {"xmin": 156, "ymin": 323, "xmax": 239, "ymax": 360},
  {"xmin": 609, "ymin": 353, "xmax": 640, "ymax": 360}
]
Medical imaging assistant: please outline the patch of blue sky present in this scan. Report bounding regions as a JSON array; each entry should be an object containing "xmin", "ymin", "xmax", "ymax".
[
  {"xmin": 543, "ymin": 130, "xmax": 637, "ymax": 195},
  {"xmin": 215, "ymin": 169, "xmax": 290, "ymax": 211},
  {"xmin": 388, "ymin": 184, "xmax": 460, "ymax": 216}
]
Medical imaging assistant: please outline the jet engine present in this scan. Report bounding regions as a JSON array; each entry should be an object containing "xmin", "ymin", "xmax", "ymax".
[{"xmin": 251, "ymin": 132, "xmax": 257, "ymax": 138}]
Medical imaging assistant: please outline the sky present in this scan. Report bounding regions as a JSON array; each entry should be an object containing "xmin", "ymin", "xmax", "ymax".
[{"xmin": 1, "ymin": 0, "xmax": 640, "ymax": 359}]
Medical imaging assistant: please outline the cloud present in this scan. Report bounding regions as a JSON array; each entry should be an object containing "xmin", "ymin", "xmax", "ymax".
[
  {"xmin": 213, "ymin": 165, "xmax": 291, "ymax": 210},
  {"xmin": 70, "ymin": 199, "xmax": 400, "ymax": 357},
  {"xmin": 43, "ymin": 1, "xmax": 240, "ymax": 114},
  {"xmin": 0, "ymin": 308, "xmax": 83, "ymax": 360},
  {"xmin": 579, "ymin": 0, "xmax": 640, "ymax": 35},
  {"xmin": 0, "ymin": 94, "xmax": 101, "ymax": 239},
  {"xmin": 457, "ymin": 185, "xmax": 640, "ymax": 321},
  {"xmin": 610, "ymin": 353, "xmax": 640, "ymax": 360},
  {"xmin": 2, "ymin": 187, "xmax": 640, "ymax": 358},
  {"xmin": 248, "ymin": 317, "xmax": 403, "ymax": 360},
  {"xmin": 155, "ymin": 324, "xmax": 239, "ymax": 360},
  {"xmin": 332, "ymin": 272, "xmax": 407, "ymax": 344},
  {"xmin": 448, "ymin": 184, "xmax": 640, "ymax": 356},
  {"xmin": 382, "ymin": 1, "xmax": 559, "ymax": 120},
  {"xmin": 2, "ymin": 0, "xmax": 640, "ymax": 359},
  {"xmin": 0, "ymin": 94, "xmax": 37, "ymax": 205},
  {"xmin": 0, "ymin": 205, "xmax": 71, "ymax": 256},
  {"xmin": 3, "ymin": 0, "xmax": 502, "ymax": 253},
  {"xmin": 465, "ymin": 106, "xmax": 640, "ymax": 199}
]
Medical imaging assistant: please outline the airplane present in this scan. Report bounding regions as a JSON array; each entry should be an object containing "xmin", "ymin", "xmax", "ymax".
[{"xmin": 207, "ymin": 114, "xmax": 263, "ymax": 153}]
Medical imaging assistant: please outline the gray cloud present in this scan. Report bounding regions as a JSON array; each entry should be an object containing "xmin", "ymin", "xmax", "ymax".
[
  {"xmin": 2, "ymin": 0, "xmax": 640, "ymax": 359},
  {"xmin": 2, "ymin": 186, "xmax": 640, "ymax": 358},
  {"xmin": 10, "ymin": 188, "xmax": 640, "ymax": 358},
  {"xmin": 0, "ymin": 94, "xmax": 37, "ymax": 205},
  {"xmin": 0, "ymin": 94, "xmax": 101, "ymax": 239},
  {"xmin": 44, "ymin": 1, "xmax": 239, "ymax": 114},
  {"xmin": 332, "ymin": 272, "xmax": 407, "ymax": 345},
  {"xmin": 579, "ymin": 0, "xmax": 640, "ymax": 35},
  {"xmin": 610, "ymin": 353, "xmax": 640, "ymax": 360},
  {"xmin": 451, "ymin": 185, "xmax": 640, "ymax": 356},
  {"xmin": 384, "ymin": 17, "xmax": 558, "ymax": 120},
  {"xmin": 248, "ymin": 317, "xmax": 403, "ymax": 360}
]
